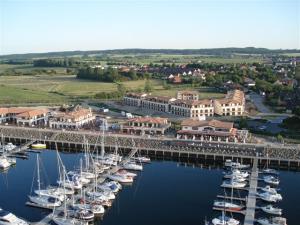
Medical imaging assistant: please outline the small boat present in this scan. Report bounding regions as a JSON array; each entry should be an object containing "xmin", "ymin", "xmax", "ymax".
[
  {"xmin": 213, "ymin": 201, "xmax": 244, "ymax": 211},
  {"xmin": 123, "ymin": 162, "xmax": 143, "ymax": 171},
  {"xmin": 86, "ymin": 190, "xmax": 115, "ymax": 200},
  {"xmin": 230, "ymin": 176, "xmax": 247, "ymax": 183},
  {"xmin": 257, "ymin": 217, "xmax": 287, "ymax": 225},
  {"xmin": 224, "ymin": 160, "xmax": 249, "ymax": 169},
  {"xmin": 261, "ymin": 205, "xmax": 282, "ymax": 215},
  {"xmin": 263, "ymin": 176, "xmax": 280, "ymax": 185},
  {"xmin": 98, "ymin": 181, "xmax": 121, "ymax": 193},
  {"xmin": 31, "ymin": 143, "xmax": 47, "ymax": 150},
  {"xmin": 0, "ymin": 207, "xmax": 28, "ymax": 225},
  {"xmin": 57, "ymin": 178, "xmax": 83, "ymax": 190},
  {"xmin": 262, "ymin": 168, "xmax": 279, "ymax": 175},
  {"xmin": 132, "ymin": 156, "xmax": 151, "ymax": 163},
  {"xmin": 107, "ymin": 174, "xmax": 133, "ymax": 183},
  {"xmin": 7, "ymin": 157, "xmax": 16, "ymax": 165},
  {"xmin": 212, "ymin": 212, "xmax": 240, "ymax": 225},
  {"xmin": 261, "ymin": 185, "xmax": 279, "ymax": 195},
  {"xmin": 221, "ymin": 179, "xmax": 247, "ymax": 189},
  {"xmin": 0, "ymin": 157, "xmax": 11, "ymax": 169},
  {"xmin": 258, "ymin": 192, "xmax": 282, "ymax": 202},
  {"xmin": 2, "ymin": 143, "xmax": 16, "ymax": 152},
  {"xmin": 52, "ymin": 216, "xmax": 87, "ymax": 225}
]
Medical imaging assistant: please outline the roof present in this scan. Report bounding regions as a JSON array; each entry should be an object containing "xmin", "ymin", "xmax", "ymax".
[
  {"xmin": 128, "ymin": 117, "xmax": 168, "ymax": 124},
  {"xmin": 0, "ymin": 107, "xmax": 31, "ymax": 115},
  {"xmin": 215, "ymin": 89, "xmax": 244, "ymax": 105},
  {"xmin": 181, "ymin": 119, "xmax": 233, "ymax": 130},
  {"xmin": 53, "ymin": 107, "xmax": 92, "ymax": 120},
  {"xmin": 172, "ymin": 99, "xmax": 213, "ymax": 107},
  {"xmin": 144, "ymin": 95, "xmax": 175, "ymax": 103},
  {"xmin": 125, "ymin": 92, "xmax": 147, "ymax": 98},
  {"xmin": 16, "ymin": 108, "xmax": 49, "ymax": 118}
]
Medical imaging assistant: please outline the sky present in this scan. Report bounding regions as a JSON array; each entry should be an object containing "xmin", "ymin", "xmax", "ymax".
[{"xmin": 0, "ymin": 0, "xmax": 299, "ymax": 55}]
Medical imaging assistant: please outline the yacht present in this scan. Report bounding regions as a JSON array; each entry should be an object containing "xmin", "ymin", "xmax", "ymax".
[
  {"xmin": 57, "ymin": 178, "xmax": 83, "ymax": 190},
  {"xmin": 71, "ymin": 203, "xmax": 105, "ymax": 216},
  {"xmin": 263, "ymin": 176, "xmax": 280, "ymax": 185},
  {"xmin": 262, "ymin": 168, "xmax": 279, "ymax": 175},
  {"xmin": 261, "ymin": 185, "xmax": 279, "ymax": 195},
  {"xmin": 52, "ymin": 216, "xmax": 88, "ymax": 225},
  {"xmin": 256, "ymin": 217, "xmax": 287, "ymax": 225},
  {"xmin": 86, "ymin": 190, "xmax": 115, "ymax": 200},
  {"xmin": 3, "ymin": 143, "xmax": 16, "ymax": 152},
  {"xmin": 132, "ymin": 156, "xmax": 151, "ymax": 163},
  {"xmin": 116, "ymin": 169, "xmax": 137, "ymax": 178},
  {"xmin": 221, "ymin": 179, "xmax": 247, "ymax": 189},
  {"xmin": 213, "ymin": 201, "xmax": 244, "ymax": 211},
  {"xmin": 0, "ymin": 157, "xmax": 11, "ymax": 169},
  {"xmin": 29, "ymin": 195, "xmax": 61, "ymax": 208},
  {"xmin": 224, "ymin": 160, "xmax": 249, "ymax": 169},
  {"xmin": 0, "ymin": 208, "xmax": 28, "ymax": 225},
  {"xmin": 98, "ymin": 181, "xmax": 121, "ymax": 193},
  {"xmin": 258, "ymin": 192, "xmax": 282, "ymax": 202},
  {"xmin": 212, "ymin": 212, "xmax": 240, "ymax": 225},
  {"xmin": 261, "ymin": 205, "xmax": 282, "ymax": 215},
  {"xmin": 107, "ymin": 173, "xmax": 133, "ymax": 183},
  {"xmin": 123, "ymin": 162, "xmax": 143, "ymax": 171},
  {"xmin": 69, "ymin": 208, "xmax": 94, "ymax": 222},
  {"xmin": 224, "ymin": 170, "xmax": 249, "ymax": 179},
  {"xmin": 34, "ymin": 188, "xmax": 66, "ymax": 201}
]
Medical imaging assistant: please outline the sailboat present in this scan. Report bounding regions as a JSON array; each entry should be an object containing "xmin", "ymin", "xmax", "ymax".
[
  {"xmin": 256, "ymin": 217, "xmax": 287, "ymax": 225},
  {"xmin": 28, "ymin": 155, "xmax": 62, "ymax": 208},
  {"xmin": 0, "ymin": 156, "xmax": 11, "ymax": 170},
  {"xmin": 211, "ymin": 211, "xmax": 240, "ymax": 225},
  {"xmin": 263, "ymin": 176, "xmax": 280, "ymax": 185}
]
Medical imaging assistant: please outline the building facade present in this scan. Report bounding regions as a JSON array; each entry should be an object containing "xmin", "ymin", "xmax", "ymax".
[
  {"xmin": 122, "ymin": 117, "xmax": 171, "ymax": 135},
  {"xmin": 213, "ymin": 90, "xmax": 245, "ymax": 116},
  {"xmin": 141, "ymin": 96, "xmax": 176, "ymax": 113},
  {"xmin": 176, "ymin": 91, "xmax": 199, "ymax": 100},
  {"xmin": 170, "ymin": 99, "xmax": 214, "ymax": 118},
  {"xmin": 177, "ymin": 119, "xmax": 248, "ymax": 143},
  {"xmin": 49, "ymin": 106, "xmax": 95, "ymax": 129},
  {"xmin": 123, "ymin": 93, "xmax": 148, "ymax": 107}
]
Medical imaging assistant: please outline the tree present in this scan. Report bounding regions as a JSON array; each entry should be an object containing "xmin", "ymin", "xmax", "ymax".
[
  {"xmin": 276, "ymin": 134, "xmax": 284, "ymax": 143},
  {"xmin": 144, "ymin": 79, "xmax": 153, "ymax": 93},
  {"xmin": 117, "ymin": 83, "xmax": 126, "ymax": 96}
]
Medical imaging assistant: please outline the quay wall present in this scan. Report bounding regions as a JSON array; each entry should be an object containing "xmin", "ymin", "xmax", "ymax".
[{"xmin": 1, "ymin": 125, "xmax": 300, "ymax": 168}]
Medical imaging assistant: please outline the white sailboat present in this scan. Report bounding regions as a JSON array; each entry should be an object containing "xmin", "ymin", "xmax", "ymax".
[
  {"xmin": 212, "ymin": 211, "xmax": 240, "ymax": 225},
  {"xmin": 28, "ymin": 155, "xmax": 62, "ymax": 208},
  {"xmin": 107, "ymin": 173, "xmax": 133, "ymax": 183},
  {"xmin": 0, "ymin": 207, "xmax": 28, "ymax": 225},
  {"xmin": 221, "ymin": 179, "xmax": 246, "ymax": 188},
  {"xmin": 98, "ymin": 181, "xmax": 122, "ymax": 193},
  {"xmin": 123, "ymin": 161, "xmax": 143, "ymax": 171},
  {"xmin": 0, "ymin": 156, "xmax": 11, "ymax": 170}
]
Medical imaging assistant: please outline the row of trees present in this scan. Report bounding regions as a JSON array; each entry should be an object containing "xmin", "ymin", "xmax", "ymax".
[
  {"xmin": 77, "ymin": 67, "xmax": 147, "ymax": 82},
  {"xmin": 33, "ymin": 58, "xmax": 81, "ymax": 67}
]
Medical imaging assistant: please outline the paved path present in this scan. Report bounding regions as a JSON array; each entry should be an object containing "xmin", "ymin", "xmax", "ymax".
[
  {"xmin": 249, "ymin": 92, "xmax": 272, "ymax": 113},
  {"xmin": 244, "ymin": 158, "xmax": 258, "ymax": 225}
]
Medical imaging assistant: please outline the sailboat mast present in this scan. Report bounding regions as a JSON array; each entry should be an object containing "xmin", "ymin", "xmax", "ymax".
[
  {"xmin": 37, "ymin": 155, "xmax": 41, "ymax": 191},
  {"xmin": 100, "ymin": 119, "xmax": 105, "ymax": 157}
]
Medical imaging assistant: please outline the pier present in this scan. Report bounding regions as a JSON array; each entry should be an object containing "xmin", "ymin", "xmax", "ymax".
[{"xmin": 244, "ymin": 158, "xmax": 258, "ymax": 225}]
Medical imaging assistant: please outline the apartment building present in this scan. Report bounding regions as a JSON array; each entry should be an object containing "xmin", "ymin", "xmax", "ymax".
[
  {"xmin": 176, "ymin": 91, "xmax": 199, "ymax": 100},
  {"xmin": 213, "ymin": 90, "xmax": 245, "ymax": 116},
  {"xmin": 141, "ymin": 96, "xmax": 176, "ymax": 113},
  {"xmin": 170, "ymin": 99, "xmax": 214, "ymax": 118},
  {"xmin": 123, "ymin": 92, "xmax": 148, "ymax": 107}
]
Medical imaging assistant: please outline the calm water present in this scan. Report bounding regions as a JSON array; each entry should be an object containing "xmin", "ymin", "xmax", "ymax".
[{"xmin": 0, "ymin": 150, "xmax": 299, "ymax": 225}]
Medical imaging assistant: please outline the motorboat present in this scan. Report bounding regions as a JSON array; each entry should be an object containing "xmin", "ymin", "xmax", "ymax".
[
  {"xmin": 260, "ymin": 185, "xmax": 279, "ymax": 195},
  {"xmin": 256, "ymin": 217, "xmax": 287, "ymax": 225},
  {"xmin": 258, "ymin": 192, "xmax": 282, "ymax": 202},
  {"xmin": 0, "ymin": 157, "xmax": 11, "ymax": 169},
  {"xmin": 7, "ymin": 157, "xmax": 16, "ymax": 165},
  {"xmin": 224, "ymin": 170, "xmax": 249, "ymax": 179},
  {"xmin": 123, "ymin": 162, "xmax": 143, "ymax": 171},
  {"xmin": 2, "ymin": 143, "xmax": 16, "ymax": 152},
  {"xmin": 132, "ymin": 156, "xmax": 151, "ymax": 163},
  {"xmin": 35, "ymin": 188, "xmax": 66, "ymax": 201},
  {"xmin": 116, "ymin": 169, "xmax": 137, "ymax": 178},
  {"xmin": 212, "ymin": 212, "xmax": 240, "ymax": 225},
  {"xmin": 263, "ymin": 176, "xmax": 280, "ymax": 185},
  {"xmin": 57, "ymin": 178, "xmax": 83, "ymax": 190},
  {"xmin": 31, "ymin": 143, "xmax": 47, "ymax": 150},
  {"xmin": 0, "ymin": 207, "xmax": 28, "ymax": 225},
  {"xmin": 262, "ymin": 168, "xmax": 279, "ymax": 175},
  {"xmin": 29, "ymin": 195, "xmax": 61, "ymax": 208},
  {"xmin": 224, "ymin": 160, "xmax": 249, "ymax": 169},
  {"xmin": 213, "ymin": 201, "xmax": 244, "ymax": 211},
  {"xmin": 230, "ymin": 176, "xmax": 247, "ymax": 183},
  {"xmin": 221, "ymin": 179, "xmax": 247, "ymax": 189},
  {"xmin": 107, "ymin": 174, "xmax": 133, "ymax": 183},
  {"xmin": 85, "ymin": 196, "xmax": 112, "ymax": 208},
  {"xmin": 261, "ymin": 205, "xmax": 282, "ymax": 215}
]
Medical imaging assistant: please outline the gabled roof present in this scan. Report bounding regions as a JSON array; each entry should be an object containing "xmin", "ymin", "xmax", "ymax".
[
  {"xmin": 128, "ymin": 117, "xmax": 168, "ymax": 124},
  {"xmin": 181, "ymin": 119, "xmax": 233, "ymax": 130}
]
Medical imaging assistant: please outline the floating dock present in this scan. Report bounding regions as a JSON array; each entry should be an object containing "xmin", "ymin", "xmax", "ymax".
[{"xmin": 244, "ymin": 158, "xmax": 258, "ymax": 225}]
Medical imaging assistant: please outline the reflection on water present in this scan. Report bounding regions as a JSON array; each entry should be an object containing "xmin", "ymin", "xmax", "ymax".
[{"xmin": 0, "ymin": 150, "xmax": 299, "ymax": 225}]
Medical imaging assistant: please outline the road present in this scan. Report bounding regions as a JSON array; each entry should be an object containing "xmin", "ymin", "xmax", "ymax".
[{"xmin": 248, "ymin": 92, "xmax": 272, "ymax": 113}]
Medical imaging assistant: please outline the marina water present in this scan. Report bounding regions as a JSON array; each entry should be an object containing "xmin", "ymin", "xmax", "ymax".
[{"xmin": 0, "ymin": 150, "xmax": 299, "ymax": 225}]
